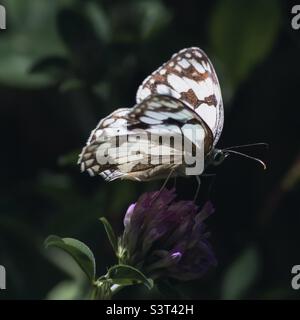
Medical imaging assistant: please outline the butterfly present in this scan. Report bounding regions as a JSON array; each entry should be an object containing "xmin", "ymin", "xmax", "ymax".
[{"xmin": 78, "ymin": 47, "xmax": 265, "ymax": 182}]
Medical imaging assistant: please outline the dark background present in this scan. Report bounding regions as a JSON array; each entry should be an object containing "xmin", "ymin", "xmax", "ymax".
[{"xmin": 0, "ymin": 0, "xmax": 299, "ymax": 299}]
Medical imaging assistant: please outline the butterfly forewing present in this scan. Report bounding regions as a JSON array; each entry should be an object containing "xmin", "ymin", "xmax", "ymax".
[
  {"xmin": 136, "ymin": 47, "xmax": 224, "ymax": 146},
  {"xmin": 78, "ymin": 95, "xmax": 213, "ymax": 181}
]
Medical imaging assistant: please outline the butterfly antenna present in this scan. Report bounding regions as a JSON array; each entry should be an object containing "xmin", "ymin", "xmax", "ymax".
[
  {"xmin": 224, "ymin": 142, "xmax": 269, "ymax": 151},
  {"xmin": 193, "ymin": 175, "xmax": 201, "ymax": 202},
  {"xmin": 225, "ymin": 150, "xmax": 267, "ymax": 170}
]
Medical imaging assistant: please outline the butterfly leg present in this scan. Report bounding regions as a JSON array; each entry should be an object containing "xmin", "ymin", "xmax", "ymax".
[
  {"xmin": 152, "ymin": 169, "xmax": 175, "ymax": 203},
  {"xmin": 193, "ymin": 175, "xmax": 201, "ymax": 201},
  {"xmin": 173, "ymin": 176, "xmax": 177, "ymax": 189}
]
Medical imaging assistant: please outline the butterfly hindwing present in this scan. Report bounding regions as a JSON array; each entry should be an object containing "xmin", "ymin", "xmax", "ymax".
[{"xmin": 136, "ymin": 47, "xmax": 224, "ymax": 146}]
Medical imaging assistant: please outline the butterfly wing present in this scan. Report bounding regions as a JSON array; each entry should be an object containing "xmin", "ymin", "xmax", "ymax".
[
  {"xmin": 136, "ymin": 47, "xmax": 224, "ymax": 146},
  {"xmin": 78, "ymin": 95, "xmax": 213, "ymax": 181}
]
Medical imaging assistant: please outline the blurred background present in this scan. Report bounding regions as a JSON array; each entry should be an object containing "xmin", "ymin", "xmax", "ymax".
[{"xmin": 0, "ymin": 0, "xmax": 299, "ymax": 299}]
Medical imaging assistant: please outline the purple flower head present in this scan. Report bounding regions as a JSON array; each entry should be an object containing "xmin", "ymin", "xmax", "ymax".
[{"xmin": 119, "ymin": 188, "xmax": 217, "ymax": 281}]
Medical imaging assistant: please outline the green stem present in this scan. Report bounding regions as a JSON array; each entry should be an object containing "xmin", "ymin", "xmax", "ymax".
[{"xmin": 90, "ymin": 280, "xmax": 111, "ymax": 300}]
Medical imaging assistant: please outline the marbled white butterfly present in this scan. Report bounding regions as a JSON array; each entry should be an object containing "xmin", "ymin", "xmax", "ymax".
[{"xmin": 78, "ymin": 47, "xmax": 253, "ymax": 182}]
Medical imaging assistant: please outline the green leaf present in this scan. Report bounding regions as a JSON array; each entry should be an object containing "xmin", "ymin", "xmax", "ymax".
[
  {"xmin": 45, "ymin": 235, "xmax": 96, "ymax": 282},
  {"xmin": 85, "ymin": 2, "xmax": 111, "ymax": 43},
  {"xmin": 99, "ymin": 217, "xmax": 118, "ymax": 254},
  {"xmin": 210, "ymin": 0, "xmax": 281, "ymax": 89},
  {"xmin": 0, "ymin": 0, "xmax": 67, "ymax": 88},
  {"xmin": 221, "ymin": 246, "xmax": 260, "ymax": 299},
  {"xmin": 30, "ymin": 56, "xmax": 69, "ymax": 77},
  {"xmin": 46, "ymin": 280, "xmax": 89, "ymax": 300},
  {"xmin": 108, "ymin": 264, "xmax": 153, "ymax": 290}
]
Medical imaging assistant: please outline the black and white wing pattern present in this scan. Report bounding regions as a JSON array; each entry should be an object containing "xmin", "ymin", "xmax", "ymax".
[
  {"xmin": 78, "ymin": 95, "xmax": 213, "ymax": 181},
  {"xmin": 136, "ymin": 47, "xmax": 224, "ymax": 146}
]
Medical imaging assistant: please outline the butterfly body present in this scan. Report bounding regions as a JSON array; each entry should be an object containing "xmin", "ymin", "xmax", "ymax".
[{"xmin": 79, "ymin": 47, "xmax": 224, "ymax": 181}]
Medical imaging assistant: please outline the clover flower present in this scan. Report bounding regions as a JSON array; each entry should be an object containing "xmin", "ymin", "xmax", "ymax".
[{"xmin": 118, "ymin": 188, "xmax": 217, "ymax": 281}]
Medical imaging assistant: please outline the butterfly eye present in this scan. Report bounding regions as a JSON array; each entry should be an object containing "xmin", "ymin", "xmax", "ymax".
[{"xmin": 213, "ymin": 150, "xmax": 226, "ymax": 166}]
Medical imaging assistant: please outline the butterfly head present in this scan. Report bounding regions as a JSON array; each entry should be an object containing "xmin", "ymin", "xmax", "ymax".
[
  {"xmin": 209, "ymin": 143, "xmax": 268, "ymax": 169},
  {"xmin": 210, "ymin": 149, "xmax": 228, "ymax": 166}
]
